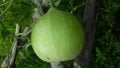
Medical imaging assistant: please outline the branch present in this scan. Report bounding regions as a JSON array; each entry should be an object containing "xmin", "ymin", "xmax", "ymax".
[
  {"xmin": 75, "ymin": 0, "xmax": 100, "ymax": 68},
  {"xmin": 1, "ymin": 55, "xmax": 10, "ymax": 68},
  {"xmin": 34, "ymin": 0, "xmax": 44, "ymax": 16},
  {"xmin": 9, "ymin": 24, "xmax": 20, "ymax": 68}
]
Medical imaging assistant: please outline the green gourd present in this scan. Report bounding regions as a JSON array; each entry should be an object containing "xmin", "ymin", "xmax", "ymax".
[{"xmin": 31, "ymin": 7, "xmax": 85, "ymax": 62}]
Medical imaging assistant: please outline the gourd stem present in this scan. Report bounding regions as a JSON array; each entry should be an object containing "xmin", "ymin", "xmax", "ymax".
[{"xmin": 51, "ymin": 62, "xmax": 63, "ymax": 68}]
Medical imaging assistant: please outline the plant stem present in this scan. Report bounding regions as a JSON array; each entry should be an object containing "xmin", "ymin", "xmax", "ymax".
[
  {"xmin": 51, "ymin": 62, "xmax": 63, "ymax": 68},
  {"xmin": 50, "ymin": 0, "xmax": 54, "ymax": 7},
  {"xmin": 0, "ymin": 1, "xmax": 9, "ymax": 7}
]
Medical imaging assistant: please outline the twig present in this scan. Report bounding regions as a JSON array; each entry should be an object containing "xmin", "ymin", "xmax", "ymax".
[
  {"xmin": 32, "ymin": 0, "xmax": 44, "ymax": 26},
  {"xmin": 9, "ymin": 24, "xmax": 20, "ymax": 68},
  {"xmin": 1, "ymin": 55, "xmax": 10, "ymax": 68},
  {"xmin": 34, "ymin": 0, "xmax": 44, "ymax": 15},
  {"xmin": 70, "ymin": 3, "xmax": 85, "ymax": 14}
]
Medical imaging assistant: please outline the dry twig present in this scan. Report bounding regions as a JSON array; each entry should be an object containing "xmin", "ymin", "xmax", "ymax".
[
  {"xmin": 9, "ymin": 24, "xmax": 20, "ymax": 68},
  {"xmin": 1, "ymin": 24, "xmax": 20, "ymax": 68},
  {"xmin": 70, "ymin": 3, "xmax": 85, "ymax": 14}
]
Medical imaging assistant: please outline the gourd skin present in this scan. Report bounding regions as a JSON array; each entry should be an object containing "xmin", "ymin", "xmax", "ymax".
[{"xmin": 31, "ymin": 7, "xmax": 85, "ymax": 62}]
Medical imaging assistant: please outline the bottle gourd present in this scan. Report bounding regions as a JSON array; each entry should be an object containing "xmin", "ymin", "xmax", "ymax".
[{"xmin": 31, "ymin": 7, "xmax": 85, "ymax": 62}]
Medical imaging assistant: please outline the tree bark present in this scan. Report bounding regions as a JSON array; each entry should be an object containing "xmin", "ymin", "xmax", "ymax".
[{"xmin": 75, "ymin": 0, "xmax": 100, "ymax": 68}]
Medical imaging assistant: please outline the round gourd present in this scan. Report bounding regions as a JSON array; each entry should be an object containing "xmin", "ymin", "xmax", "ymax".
[{"xmin": 31, "ymin": 7, "xmax": 85, "ymax": 62}]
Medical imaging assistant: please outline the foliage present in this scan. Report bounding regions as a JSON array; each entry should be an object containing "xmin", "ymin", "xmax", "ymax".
[{"xmin": 90, "ymin": 0, "xmax": 120, "ymax": 68}]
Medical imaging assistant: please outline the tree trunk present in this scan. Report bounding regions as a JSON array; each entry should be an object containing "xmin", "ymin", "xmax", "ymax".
[{"xmin": 75, "ymin": 0, "xmax": 100, "ymax": 68}]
